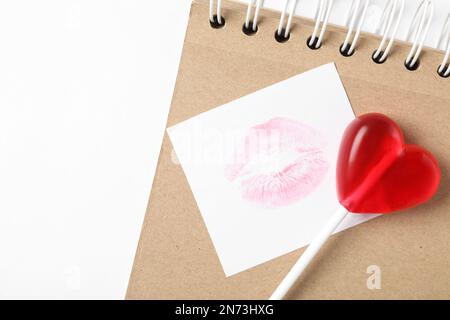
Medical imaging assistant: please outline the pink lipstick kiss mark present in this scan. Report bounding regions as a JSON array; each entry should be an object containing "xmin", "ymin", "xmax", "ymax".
[{"xmin": 225, "ymin": 117, "xmax": 329, "ymax": 207}]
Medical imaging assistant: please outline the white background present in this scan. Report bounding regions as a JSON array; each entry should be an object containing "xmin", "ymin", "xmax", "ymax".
[
  {"xmin": 0, "ymin": 1, "xmax": 190, "ymax": 299},
  {"xmin": 0, "ymin": 0, "xmax": 448, "ymax": 299}
]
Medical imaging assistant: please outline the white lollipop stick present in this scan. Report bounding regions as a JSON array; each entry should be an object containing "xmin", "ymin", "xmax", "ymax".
[{"xmin": 269, "ymin": 205, "xmax": 348, "ymax": 300}]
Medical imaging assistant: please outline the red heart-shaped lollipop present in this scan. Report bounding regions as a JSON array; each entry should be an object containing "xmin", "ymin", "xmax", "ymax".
[
  {"xmin": 337, "ymin": 113, "xmax": 440, "ymax": 214},
  {"xmin": 271, "ymin": 113, "xmax": 441, "ymax": 299}
]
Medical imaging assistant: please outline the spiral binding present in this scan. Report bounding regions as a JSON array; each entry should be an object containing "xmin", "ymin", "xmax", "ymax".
[
  {"xmin": 341, "ymin": 0, "xmax": 369, "ymax": 57},
  {"xmin": 275, "ymin": 0, "xmax": 298, "ymax": 42},
  {"xmin": 209, "ymin": 0, "xmax": 225, "ymax": 28},
  {"xmin": 308, "ymin": 0, "xmax": 334, "ymax": 49},
  {"xmin": 372, "ymin": 0, "xmax": 405, "ymax": 64},
  {"xmin": 243, "ymin": 0, "xmax": 263, "ymax": 34},
  {"xmin": 437, "ymin": 14, "xmax": 450, "ymax": 77},
  {"xmin": 404, "ymin": 0, "xmax": 434, "ymax": 70},
  {"xmin": 208, "ymin": 0, "xmax": 449, "ymax": 78}
]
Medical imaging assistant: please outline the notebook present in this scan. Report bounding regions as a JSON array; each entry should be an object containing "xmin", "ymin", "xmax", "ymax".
[{"xmin": 127, "ymin": 0, "xmax": 450, "ymax": 299}]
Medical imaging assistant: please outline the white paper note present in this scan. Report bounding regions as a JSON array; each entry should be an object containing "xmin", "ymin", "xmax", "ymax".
[{"xmin": 168, "ymin": 63, "xmax": 378, "ymax": 276}]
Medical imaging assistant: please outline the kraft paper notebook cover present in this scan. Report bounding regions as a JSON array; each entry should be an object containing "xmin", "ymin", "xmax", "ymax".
[{"xmin": 127, "ymin": 0, "xmax": 450, "ymax": 299}]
